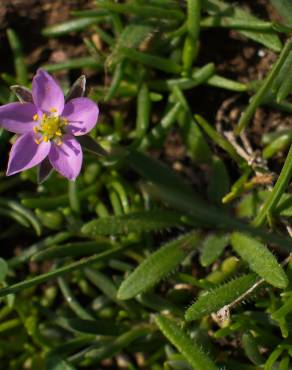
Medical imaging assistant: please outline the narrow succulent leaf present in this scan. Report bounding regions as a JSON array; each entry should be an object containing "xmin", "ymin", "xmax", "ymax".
[
  {"xmin": 242, "ymin": 332, "xmax": 264, "ymax": 365},
  {"xmin": 231, "ymin": 232, "xmax": 288, "ymax": 288},
  {"xmin": 42, "ymin": 18, "xmax": 102, "ymax": 37},
  {"xmin": 0, "ymin": 198, "xmax": 42, "ymax": 236},
  {"xmin": 65, "ymin": 75, "xmax": 86, "ymax": 101},
  {"xmin": 95, "ymin": 1, "xmax": 184, "ymax": 20},
  {"xmin": 0, "ymin": 258, "xmax": 8, "ymax": 283},
  {"xmin": 42, "ymin": 57, "xmax": 102, "ymax": 72},
  {"xmin": 117, "ymin": 231, "xmax": 201, "ymax": 300},
  {"xmin": 45, "ymin": 355, "xmax": 77, "ymax": 370},
  {"xmin": 7, "ymin": 29, "xmax": 28, "ymax": 85},
  {"xmin": 31, "ymin": 241, "xmax": 112, "ymax": 262},
  {"xmin": 155, "ymin": 315, "xmax": 219, "ymax": 370},
  {"xmin": 253, "ymin": 144, "xmax": 292, "ymax": 227},
  {"xmin": 84, "ymin": 324, "xmax": 152, "ymax": 363},
  {"xmin": 0, "ymin": 247, "xmax": 123, "ymax": 297},
  {"xmin": 107, "ymin": 23, "xmax": 154, "ymax": 67},
  {"xmin": 185, "ymin": 274, "xmax": 258, "ymax": 321},
  {"xmin": 81, "ymin": 210, "xmax": 185, "ymax": 236},
  {"xmin": 236, "ymin": 39, "xmax": 292, "ymax": 134},
  {"xmin": 203, "ymin": 0, "xmax": 282, "ymax": 52},
  {"xmin": 200, "ymin": 233, "xmax": 230, "ymax": 267},
  {"xmin": 127, "ymin": 149, "xmax": 292, "ymax": 251},
  {"xmin": 60, "ymin": 317, "xmax": 124, "ymax": 336},
  {"xmin": 10, "ymin": 85, "xmax": 33, "ymax": 103},
  {"xmin": 207, "ymin": 156, "xmax": 230, "ymax": 204}
]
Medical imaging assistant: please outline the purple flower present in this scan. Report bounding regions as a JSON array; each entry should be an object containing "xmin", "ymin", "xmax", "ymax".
[{"xmin": 0, "ymin": 70, "xmax": 99, "ymax": 181}]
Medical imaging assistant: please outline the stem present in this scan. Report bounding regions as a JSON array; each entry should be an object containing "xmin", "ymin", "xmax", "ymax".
[
  {"xmin": 236, "ymin": 39, "xmax": 292, "ymax": 134},
  {"xmin": 253, "ymin": 144, "xmax": 292, "ymax": 227}
]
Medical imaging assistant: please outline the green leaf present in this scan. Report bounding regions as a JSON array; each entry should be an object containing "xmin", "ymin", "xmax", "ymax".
[
  {"xmin": 117, "ymin": 231, "xmax": 201, "ymax": 300},
  {"xmin": 242, "ymin": 332, "xmax": 264, "ymax": 365},
  {"xmin": 42, "ymin": 18, "xmax": 101, "ymax": 37},
  {"xmin": 231, "ymin": 232, "xmax": 288, "ymax": 288},
  {"xmin": 81, "ymin": 210, "xmax": 185, "ymax": 236},
  {"xmin": 0, "ymin": 258, "xmax": 8, "ymax": 283},
  {"xmin": 185, "ymin": 273, "xmax": 258, "ymax": 321},
  {"xmin": 200, "ymin": 233, "xmax": 230, "ymax": 267},
  {"xmin": 107, "ymin": 23, "xmax": 154, "ymax": 67},
  {"xmin": 207, "ymin": 156, "xmax": 230, "ymax": 204},
  {"xmin": 126, "ymin": 149, "xmax": 292, "ymax": 252},
  {"xmin": 204, "ymin": 0, "xmax": 282, "ymax": 52},
  {"xmin": 270, "ymin": 0, "xmax": 292, "ymax": 25},
  {"xmin": 45, "ymin": 355, "xmax": 76, "ymax": 370},
  {"xmin": 155, "ymin": 315, "xmax": 219, "ymax": 370}
]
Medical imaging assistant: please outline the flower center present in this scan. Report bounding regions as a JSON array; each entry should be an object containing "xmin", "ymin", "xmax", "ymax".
[{"xmin": 33, "ymin": 109, "xmax": 68, "ymax": 145}]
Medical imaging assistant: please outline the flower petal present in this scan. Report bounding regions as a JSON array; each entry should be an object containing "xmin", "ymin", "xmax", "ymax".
[
  {"xmin": 0, "ymin": 102, "xmax": 37, "ymax": 134},
  {"xmin": 7, "ymin": 132, "xmax": 51, "ymax": 176},
  {"xmin": 32, "ymin": 69, "xmax": 64, "ymax": 114},
  {"xmin": 49, "ymin": 135, "xmax": 83, "ymax": 181},
  {"xmin": 62, "ymin": 97, "xmax": 99, "ymax": 136}
]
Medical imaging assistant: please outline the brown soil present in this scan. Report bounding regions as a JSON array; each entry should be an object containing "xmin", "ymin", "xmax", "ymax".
[
  {"xmin": 1, "ymin": 0, "xmax": 292, "ymax": 164},
  {"xmin": 0, "ymin": 0, "xmax": 94, "ymax": 75}
]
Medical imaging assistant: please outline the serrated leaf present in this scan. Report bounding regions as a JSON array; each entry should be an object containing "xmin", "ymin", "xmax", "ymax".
[
  {"xmin": 81, "ymin": 210, "xmax": 185, "ymax": 236},
  {"xmin": 231, "ymin": 232, "xmax": 288, "ymax": 288},
  {"xmin": 185, "ymin": 274, "xmax": 258, "ymax": 321},
  {"xmin": 117, "ymin": 231, "xmax": 201, "ymax": 300},
  {"xmin": 155, "ymin": 315, "xmax": 219, "ymax": 370},
  {"xmin": 200, "ymin": 233, "xmax": 230, "ymax": 267}
]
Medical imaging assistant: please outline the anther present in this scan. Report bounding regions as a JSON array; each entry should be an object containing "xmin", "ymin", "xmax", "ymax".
[
  {"xmin": 50, "ymin": 107, "xmax": 57, "ymax": 113},
  {"xmin": 33, "ymin": 114, "xmax": 39, "ymax": 121}
]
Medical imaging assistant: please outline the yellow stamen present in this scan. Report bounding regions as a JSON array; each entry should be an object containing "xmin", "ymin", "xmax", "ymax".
[
  {"xmin": 33, "ymin": 112, "xmax": 67, "ymax": 144},
  {"xmin": 55, "ymin": 130, "xmax": 62, "ymax": 136},
  {"xmin": 33, "ymin": 114, "xmax": 39, "ymax": 121},
  {"xmin": 34, "ymin": 138, "xmax": 42, "ymax": 145},
  {"xmin": 50, "ymin": 107, "xmax": 57, "ymax": 113}
]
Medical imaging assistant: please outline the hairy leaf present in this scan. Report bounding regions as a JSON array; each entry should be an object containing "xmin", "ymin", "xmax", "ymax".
[
  {"xmin": 200, "ymin": 233, "xmax": 230, "ymax": 267},
  {"xmin": 155, "ymin": 315, "xmax": 219, "ymax": 370},
  {"xmin": 82, "ymin": 210, "xmax": 185, "ymax": 236},
  {"xmin": 185, "ymin": 274, "xmax": 258, "ymax": 321},
  {"xmin": 231, "ymin": 232, "xmax": 288, "ymax": 288},
  {"xmin": 117, "ymin": 231, "xmax": 201, "ymax": 300}
]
